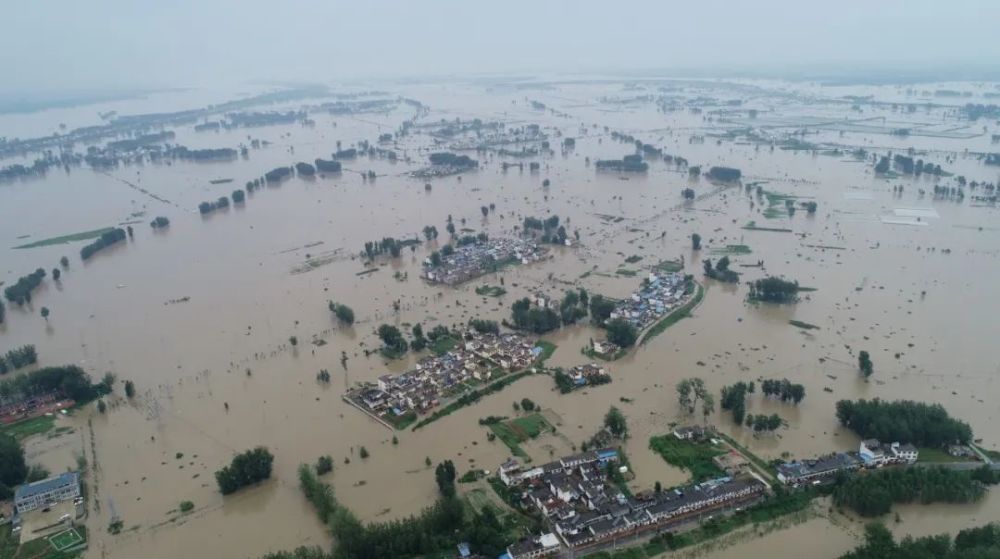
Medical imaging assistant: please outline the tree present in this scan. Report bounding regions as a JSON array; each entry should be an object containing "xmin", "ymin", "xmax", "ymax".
[
  {"xmin": 377, "ymin": 324, "xmax": 408, "ymax": 355},
  {"xmin": 0, "ymin": 433, "xmax": 27, "ymax": 490},
  {"xmin": 316, "ymin": 455, "xmax": 333, "ymax": 475},
  {"xmin": 97, "ymin": 399, "xmax": 107, "ymax": 414},
  {"xmin": 124, "ymin": 380, "xmax": 135, "ymax": 398},
  {"xmin": 520, "ymin": 398, "xmax": 536, "ymax": 412},
  {"xmin": 40, "ymin": 307, "xmax": 49, "ymax": 321},
  {"xmin": 60, "ymin": 256, "xmax": 69, "ymax": 268},
  {"xmin": 52, "ymin": 268, "xmax": 61, "ymax": 281},
  {"xmin": 691, "ymin": 233, "xmax": 701, "ymax": 250},
  {"xmin": 677, "ymin": 378, "xmax": 709, "ymax": 415},
  {"xmin": 435, "ymin": 460, "xmax": 456, "ymax": 497},
  {"xmin": 701, "ymin": 393, "xmax": 715, "ymax": 422},
  {"xmin": 589, "ymin": 295, "xmax": 616, "ymax": 324},
  {"xmin": 328, "ymin": 302, "xmax": 355, "ymax": 325},
  {"xmin": 215, "ymin": 447, "xmax": 274, "ymax": 495},
  {"xmin": 858, "ymin": 350, "xmax": 874, "ymax": 378},
  {"xmin": 359, "ymin": 446, "xmax": 369, "ymax": 459},
  {"xmin": 605, "ymin": 319, "xmax": 638, "ymax": 347},
  {"xmin": 481, "ymin": 206, "xmax": 489, "ymax": 217},
  {"xmin": 604, "ymin": 406, "xmax": 628, "ymax": 438},
  {"xmin": 289, "ymin": 336, "xmax": 298, "ymax": 347}
]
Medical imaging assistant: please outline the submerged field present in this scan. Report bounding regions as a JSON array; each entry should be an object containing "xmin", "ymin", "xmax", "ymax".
[{"xmin": 1, "ymin": 77, "xmax": 999, "ymax": 559}]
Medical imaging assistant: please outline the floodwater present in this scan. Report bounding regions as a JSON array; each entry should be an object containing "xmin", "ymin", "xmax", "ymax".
[{"xmin": 2, "ymin": 77, "xmax": 999, "ymax": 558}]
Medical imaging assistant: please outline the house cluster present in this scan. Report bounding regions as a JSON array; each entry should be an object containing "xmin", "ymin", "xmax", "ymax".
[
  {"xmin": 346, "ymin": 332, "xmax": 540, "ymax": 421},
  {"xmin": 776, "ymin": 440, "xmax": 919, "ymax": 487},
  {"xmin": 422, "ymin": 237, "xmax": 548, "ymax": 286},
  {"xmin": 609, "ymin": 271, "xmax": 689, "ymax": 330},
  {"xmin": 498, "ymin": 449, "xmax": 767, "ymax": 551},
  {"xmin": 565, "ymin": 364, "xmax": 610, "ymax": 387}
]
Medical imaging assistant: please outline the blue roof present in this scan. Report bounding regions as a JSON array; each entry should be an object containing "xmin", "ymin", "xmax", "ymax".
[
  {"xmin": 15, "ymin": 471, "xmax": 79, "ymax": 500},
  {"xmin": 457, "ymin": 542, "xmax": 471, "ymax": 557},
  {"xmin": 598, "ymin": 449, "xmax": 619, "ymax": 459}
]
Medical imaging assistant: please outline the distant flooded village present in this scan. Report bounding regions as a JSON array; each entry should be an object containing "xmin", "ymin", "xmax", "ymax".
[{"xmin": 2, "ymin": 37, "xmax": 1000, "ymax": 559}]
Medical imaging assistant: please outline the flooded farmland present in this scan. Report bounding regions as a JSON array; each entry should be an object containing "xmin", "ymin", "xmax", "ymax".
[{"xmin": 2, "ymin": 77, "xmax": 1000, "ymax": 559}]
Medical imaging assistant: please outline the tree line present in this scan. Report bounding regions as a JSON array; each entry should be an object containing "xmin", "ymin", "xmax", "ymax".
[
  {"xmin": 835, "ymin": 399, "xmax": 973, "ymax": 447},
  {"xmin": 80, "ymin": 227, "xmax": 126, "ymax": 260},
  {"xmin": 0, "ymin": 345, "xmax": 38, "ymax": 375},
  {"xmin": 841, "ymin": 522, "xmax": 1000, "ymax": 559},
  {"xmin": 283, "ymin": 461, "xmax": 509, "ymax": 559},
  {"xmin": 747, "ymin": 277, "xmax": 800, "ymax": 303},
  {"xmin": 0, "ymin": 365, "xmax": 108, "ymax": 404},
  {"xmin": 4, "ymin": 268, "xmax": 47, "ymax": 305},
  {"xmin": 199, "ymin": 196, "xmax": 230, "ymax": 215},
  {"xmin": 832, "ymin": 465, "xmax": 998, "ymax": 517},
  {"xmin": 522, "ymin": 214, "xmax": 568, "ymax": 245}
]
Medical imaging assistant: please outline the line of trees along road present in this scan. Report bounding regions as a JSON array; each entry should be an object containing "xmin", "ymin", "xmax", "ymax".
[
  {"xmin": 841, "ymin": 522, "xmax": 1000, "ymax": 559},
  {"xmin": 832, "ymin": 465, "xmax": 999, "ymax": 517}
]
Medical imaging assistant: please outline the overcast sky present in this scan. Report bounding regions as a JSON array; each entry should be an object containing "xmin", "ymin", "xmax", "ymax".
[{"xmin": 3, "ymin": 0, "xmax": 999, "ymax": 93}]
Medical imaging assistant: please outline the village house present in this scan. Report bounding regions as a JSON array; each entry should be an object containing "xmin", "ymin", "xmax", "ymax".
[
  {"xmin": 14, "ymin": 471, "xmax": 81, "ymax": 514},
  {"xmin": 673, "ymin": 424, "xmax": 714, "ymax": 441},
  {"xmin": 776, "ymin": 452, "xmax": 861, "ymax": 486},
  {"xmin": 859, "ymin": 439, "xmax": 919, "ymax": 466},
  {"xmin": 505, "ymin": 533, "xmax": 560, "ymax": 559}
]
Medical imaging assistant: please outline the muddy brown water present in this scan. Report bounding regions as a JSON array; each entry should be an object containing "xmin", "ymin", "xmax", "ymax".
[{"xmin": 2, "ymin": 78, "xmax": 999, "ymax": 558}]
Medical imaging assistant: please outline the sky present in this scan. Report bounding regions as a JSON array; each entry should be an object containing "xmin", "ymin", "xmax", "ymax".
[{"xmin": 2, "ymin": 0, "xmax": 1000, "ymax": 94}]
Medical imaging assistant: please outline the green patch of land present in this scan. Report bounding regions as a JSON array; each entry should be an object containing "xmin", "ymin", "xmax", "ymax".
[
  {"xmin": 534, "ymin": 341, "xmax": 557, "ymax": 364},
  {"xmin": 13, "ymin": 227, "xmax": 115, "ymax": 249},
  {"xmin": 653, "ymin": 259, "xmax": 684, "ymax": 273},
  {"xmin": 709, "ymin": 244, "xmax": 752, "ymax": 255},
  {"xmin": 431, "ymin": 335, "xmax": 460, "ymax": 356},
  {"xmin": 489, "ymin": 414, "xmax": 552, "ymax": 460},
  {"xmin": 788, "ymin": 320, "xmax": 820, "ymax": 330},
  {"xmin": 474, "ymin": 285, "xmax": 507, "ymax": 297},
  {"xmin": 0, "ymin": 415, "xmax": 57, "ymax": 441},
  {"xmin": 916, "ymin": 447, "xmax": 975, "ymax": 463},
  {"xmin": 648, "ymin": 435, "xmax": 726, "ymax": 481},
  {"xmin": 624, "ymin": 255, "xmax": 643, "ymax": 264},
  {"xmin": 386, "ymin": 411, "xmax": 417, "ymax": 430},
  {"xmin": 640, "ymin": 281, "xmax": 704, "ymax": 345},
  {"xmin": 0, "ymin": 523, "xmax": 88, "ymax": 559},
  {"xmin": 615, "ymin": 268, "xmax": 638, "ymax": 277}
]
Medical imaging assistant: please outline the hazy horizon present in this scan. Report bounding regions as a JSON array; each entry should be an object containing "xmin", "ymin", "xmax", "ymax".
[{"xmin": 3, "ymin": 0, "xmax": 1000, "ymax": 95}]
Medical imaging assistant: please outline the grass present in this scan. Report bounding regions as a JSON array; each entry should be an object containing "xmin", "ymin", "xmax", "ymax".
[
  {"xmin": 534, "ymin": 341, "xmax": 557, "ymax": 364},
  {"xmin": 0, "ymin": 524, "xmax": 89, "ymax": 559},
  {"xmin": 490, "ymin": 414, "xmax": 551, "ymax": 459},
  {"xmin": 653, "ymin": 259, "xmax": 684, "ymax": 273},
  {"xmin": 916, "ymin": 447, "xmax": 974, "ymax": 463},
  {"xmin": 788, "ymin": 320, "xmax": 820, "ymax": 330},
  {"xmin": 709, "ymin": 244, "xmax": 752, "ymax": 255},
  {"xmin": 624, "ymin": 255, "xmax": 643, "ymax": 264},
  {"xmin": 615, "ymin": 268, "xmax": 638, "ymax": 277},
  {"xmin": 387, "ymin": 410, "xmax": 417, "ymax": 430},
  {"xmin": 431, "ymin": 336, "xmax": 459, "ymax": 356},
  {"xmin": 648, "ymin": 435, "xmax": 726, "ymax": 482},
  {"xmin": 640, "ymin": 281, "xmax": 704, "ymax": 345},
  {"xmin": 13, "ymin": 227, "xmax": 115, "ymax": 249},
  {"xmin": 0, "ymin": 415, "xmax": 57, "ymax": 441}
]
